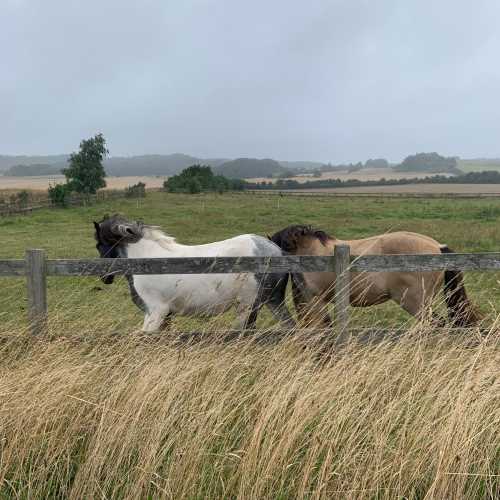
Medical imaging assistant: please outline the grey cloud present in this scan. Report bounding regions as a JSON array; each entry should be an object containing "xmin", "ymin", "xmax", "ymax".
[{"xmin": 1, "ymin": 0, "xmax": 499, "ymax": 162}]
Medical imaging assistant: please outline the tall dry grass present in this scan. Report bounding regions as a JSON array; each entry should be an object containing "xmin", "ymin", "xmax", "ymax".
[{"xmin": 0, "ymin": 322, "xmax": 498, "ymax": 499}]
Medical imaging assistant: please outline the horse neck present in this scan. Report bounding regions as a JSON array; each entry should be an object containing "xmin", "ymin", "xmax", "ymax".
[{"xmin": 324, "ymin": 237, "xmax": 344, "ymax": 252}]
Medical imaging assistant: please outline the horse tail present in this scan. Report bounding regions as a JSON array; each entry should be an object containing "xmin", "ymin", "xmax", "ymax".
[{"xmin": 440, "ymin": 245, "xmax": 481, "ymax": 327}]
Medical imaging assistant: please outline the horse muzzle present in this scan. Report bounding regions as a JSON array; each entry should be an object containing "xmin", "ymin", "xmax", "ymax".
[{"xmin": 110, "ymin": 222, "xmax": 143, "ymax": 243}]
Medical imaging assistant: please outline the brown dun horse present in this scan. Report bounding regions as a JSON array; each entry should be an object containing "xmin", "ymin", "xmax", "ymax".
[{"xmin": 270, "ymin": 225, "xmax": 481, "ymax": 328}]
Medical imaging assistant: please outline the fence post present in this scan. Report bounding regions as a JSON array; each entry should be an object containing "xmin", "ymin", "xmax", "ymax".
[
  {"xmin": 26, "ymin": 249, "xmax": 48, "ymax": 335},
  {"xmin": 334, "ymin": 244, "xmax": 350, "ymax": 343}
]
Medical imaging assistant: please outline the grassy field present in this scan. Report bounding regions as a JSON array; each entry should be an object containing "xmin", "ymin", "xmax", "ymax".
[
  {"xmin": 458, "ymin": 159, "xmax": 500, "ymax": 173},
  {"xmin": 1, "ymin": 191, "xmax": 499, "ymax": 498},
  {"xmin": 3, "ymin": 190, "xmax": 500, "ymax": 332}
]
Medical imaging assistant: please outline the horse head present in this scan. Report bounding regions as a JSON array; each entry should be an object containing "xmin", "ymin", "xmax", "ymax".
[
  {"xmin": 269, "ymin": 225, "xmax": 332, "ymax": 254},
  {"xmin": 93, "ymin": 214, "xmax": 144, "ymax": 284}
]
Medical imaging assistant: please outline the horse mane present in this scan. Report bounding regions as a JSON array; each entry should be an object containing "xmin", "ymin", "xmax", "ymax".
[
  {"xmin": 270, "ymin": 225, "xmax": 333, "ymax": 253},
  {"xmin": 141, "ymin": 226, "xmax": 177, "ymax": 248}
]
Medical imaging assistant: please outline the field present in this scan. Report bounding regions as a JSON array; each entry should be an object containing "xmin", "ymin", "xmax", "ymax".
[
  {"xmin": 1, "ymin": 191, "xmax": 499, "ymax": 498},
  {"xmin": 458, "ymin": 159, "xmax": 500, "ymax": 173},
  {"xmin": 273, "ymin": 184, "xmax": 500, "ymax": 195},
  {"xmin": 247, "ymin": 167, "xmax": 451, "ymax": 184},
  {"xmin": 0, "ymin": 175, "xmax": 168, "ymax": 191}
]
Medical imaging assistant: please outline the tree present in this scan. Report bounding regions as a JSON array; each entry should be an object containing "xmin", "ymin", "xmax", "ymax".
[
  {"xmin": 63, "ymin": 133, "xmax": 108, "ymax": 194},
  {"xmin": 364, "ymin": 158, "xmax": 389, "ymax": 169},
  {"xmin": 394, "ymin": 152, "xmax": 461, "ymax": 174}
]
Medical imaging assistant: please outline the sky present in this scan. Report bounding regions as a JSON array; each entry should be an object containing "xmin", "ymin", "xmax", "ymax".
[{"xmin": 2, "ymin": 0, "xmax": 500, "ymax": 163}]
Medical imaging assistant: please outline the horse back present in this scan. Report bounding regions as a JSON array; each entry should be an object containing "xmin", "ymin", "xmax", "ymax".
[{"xmin": 347, "ymin": 231, "xmax": 443, "ymax": 256}]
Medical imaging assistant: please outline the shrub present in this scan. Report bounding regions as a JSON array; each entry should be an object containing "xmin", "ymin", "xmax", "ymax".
[
  {"xmin": 9, "ymin": 190, "xmax": 30, "ymax": 208},
  {"xmin": 124, "ymin": 182, "xmax": 146, "ymax": 198},
  {"xmin": 48, "ymin": 183, "xmax": 72, "ymax": 207},
  {"xmin": 164, "ymin": 165, "xmax": 246, "ymax": 194}
]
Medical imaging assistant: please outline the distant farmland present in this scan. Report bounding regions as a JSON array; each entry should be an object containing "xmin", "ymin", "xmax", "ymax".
[
  {"xmin": 267, "ymin": 184, "xmax": 500, "ymax": 195},
  {"xmin": 458, "ymin": 158, "xmax": 500, "ymax": 172},
  {"xmin": 0, "ymin": 175, "xmax": 168, "ymax": 191}
]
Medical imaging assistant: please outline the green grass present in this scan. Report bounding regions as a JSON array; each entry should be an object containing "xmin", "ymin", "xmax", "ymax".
[
  {"xmin": 1, "ymin": 191, "xmax": 498, "ymax": 499},
  {"xmin": 458, "ymin": 159, "xmax": 500, "ymax": 173},
  {"xmin": 3, "ymin": 191, "xmax": 500, "ymax": 333}
]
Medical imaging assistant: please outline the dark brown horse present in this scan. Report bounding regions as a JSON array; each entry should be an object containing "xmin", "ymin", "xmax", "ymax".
[{"xmin": 270, "ymin": 225, "xmax": 481, "ymax": 328}]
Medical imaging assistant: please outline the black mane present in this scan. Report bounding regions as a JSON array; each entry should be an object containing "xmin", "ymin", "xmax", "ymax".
[{"xmin": 269, "ymin": 225, "xmax": 332, "ymax": 253}]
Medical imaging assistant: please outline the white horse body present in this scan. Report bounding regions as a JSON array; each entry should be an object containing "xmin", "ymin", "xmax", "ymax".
[{"xmin": 124, "ymin": 228, "xmax": 283, "ymax": 331}]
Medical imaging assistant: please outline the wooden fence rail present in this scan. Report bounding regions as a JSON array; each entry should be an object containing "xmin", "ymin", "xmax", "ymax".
[
  {"xmin": 2, "ymin": 247, "xmax": 500, "ymax": 336},
  {"xmin": 0, "ymin": 189, "xmax": 148, "ymax": 216}
]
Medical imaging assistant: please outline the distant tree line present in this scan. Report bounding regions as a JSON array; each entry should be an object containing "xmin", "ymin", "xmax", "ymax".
[
  {"xmin": 164, "ymin": 165, "xmax": 246, "ymax": 193},
  {"xmin": 5, "ymin": 164, "xmax": 61, "ymax": 176},
  {"xmin": 246, "ymin": 170, "xmax": 500, "ymax": 190},
  {"xmin": 393, "ymin": 152, "xmax": 461, "ymax": 174}
]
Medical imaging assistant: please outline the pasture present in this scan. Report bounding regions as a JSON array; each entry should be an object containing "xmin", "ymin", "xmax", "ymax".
[
  {"xmin": 3, "ymin": 191, "xmax": 500, "ymax": 333},
  {"xmin": 0, "ymin": 191, "xmax": 499, "ymax": 498}
]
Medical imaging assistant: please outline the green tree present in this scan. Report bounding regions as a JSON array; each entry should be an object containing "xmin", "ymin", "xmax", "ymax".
[{"xmin": 63, "ymin": 133, "xmax": 108, "ymax": 195}]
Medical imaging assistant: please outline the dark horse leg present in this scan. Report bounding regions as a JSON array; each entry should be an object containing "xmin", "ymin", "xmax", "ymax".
[
  {"xmin": 244, "ymin": 273, "xmax": 295, "ymax": 330},
  {"xmin": 291, "ymin": 274, "xmax": 332, "ymax": 328},
  {"xmin": 440, "ymin": 246, "xmax": 481, "ymax": 327},
  {"xmin": 160, "ymin": 312, "xmax": 174, "ymax": 331}
]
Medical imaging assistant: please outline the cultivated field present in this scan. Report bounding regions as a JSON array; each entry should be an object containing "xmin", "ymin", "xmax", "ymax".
[
  {"xmin": 273, "ymin": 184, "xmax": 500, "ymax": 195},
  {"xmin": 0, "ymin": 175, "xmax": 168, "ymax": 191},
  {"xmin": 1, "ymin": 192, "xmax": 499, "ymax": 498},
  {"xmin": 247, "ymin": 167, "xmax": 450, "ymax": 184}
]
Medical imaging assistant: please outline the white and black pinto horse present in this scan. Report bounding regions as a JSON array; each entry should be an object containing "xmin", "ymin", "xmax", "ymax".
[{"xmin": 93, "ymin": 214, "xmax": 295, "ymax": 332}]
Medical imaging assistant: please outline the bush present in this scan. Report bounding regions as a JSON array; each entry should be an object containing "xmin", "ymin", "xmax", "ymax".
[
  {"xmin": 9, "ymin": 190, "xmax": 30, "ymax": 208},
  {"xmin": 164, "ymin": 165, "xmax": 246, "ymax": 194},
  {"xmin": 187, "ymin": 178, "xmax": 202, "ymax": 194},
  {"xmin": 124, "ymin": 182, "xmax": 146, "ymax": 198},
  {"xmin": 48, "ymin": 184, "xmax": 72, "ymax": 207}
]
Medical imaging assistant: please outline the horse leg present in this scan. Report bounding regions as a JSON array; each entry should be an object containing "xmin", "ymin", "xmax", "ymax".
[
  {"xmin": 392, "ymin": 285, "xmax": 437, "ymax": 325},
  {"xmin": 291, "ymin": 274, "xmax": 310, "ymax": 320},
  {"xmin": 160, "ymin": 312, "xmax": 174, "ymax": 331},
  {"xmin": 261, "ymin": 273, "xmax": 295, "ymax": 329},
  {"xmin": 292, "ymin": 277, "xmax": 331, "ymax": 328},
  {"xmin": 291, "ymin": 274, "xmax": 332, "ymax": 328},
  {"xmin": 142, "ymin": 308, "xmax": 170, "ymax": 333},
  {"xmin": 232, "ymin": 303, "xmax": 256, "ymax": 332}
]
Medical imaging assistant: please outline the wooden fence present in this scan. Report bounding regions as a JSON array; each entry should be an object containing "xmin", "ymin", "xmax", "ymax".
[
  {"xmin": 244, "ymin": 190, "xmax": 500, "ymax": 199},
  {"xmin": 0, "ymin": 189, "xmax": 143, "ymax": 216},
  {"xmin": 2, "ymin": 247, "xmax": 500, "ymax": 337}
]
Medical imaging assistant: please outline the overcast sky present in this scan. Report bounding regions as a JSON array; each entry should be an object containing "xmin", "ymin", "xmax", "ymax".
[{"xmin": 2, "ymin": 0, "xmax": 500, "ymax": 162}]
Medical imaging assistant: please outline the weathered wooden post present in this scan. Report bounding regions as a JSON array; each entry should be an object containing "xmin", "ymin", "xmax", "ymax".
[
  {"xmin": 334, "ymin": 244, "xmax": 350, "ymax": 343},
  {"xmin": 26, "ymin": 249, "xmax": 48, "ymax": 335}
]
